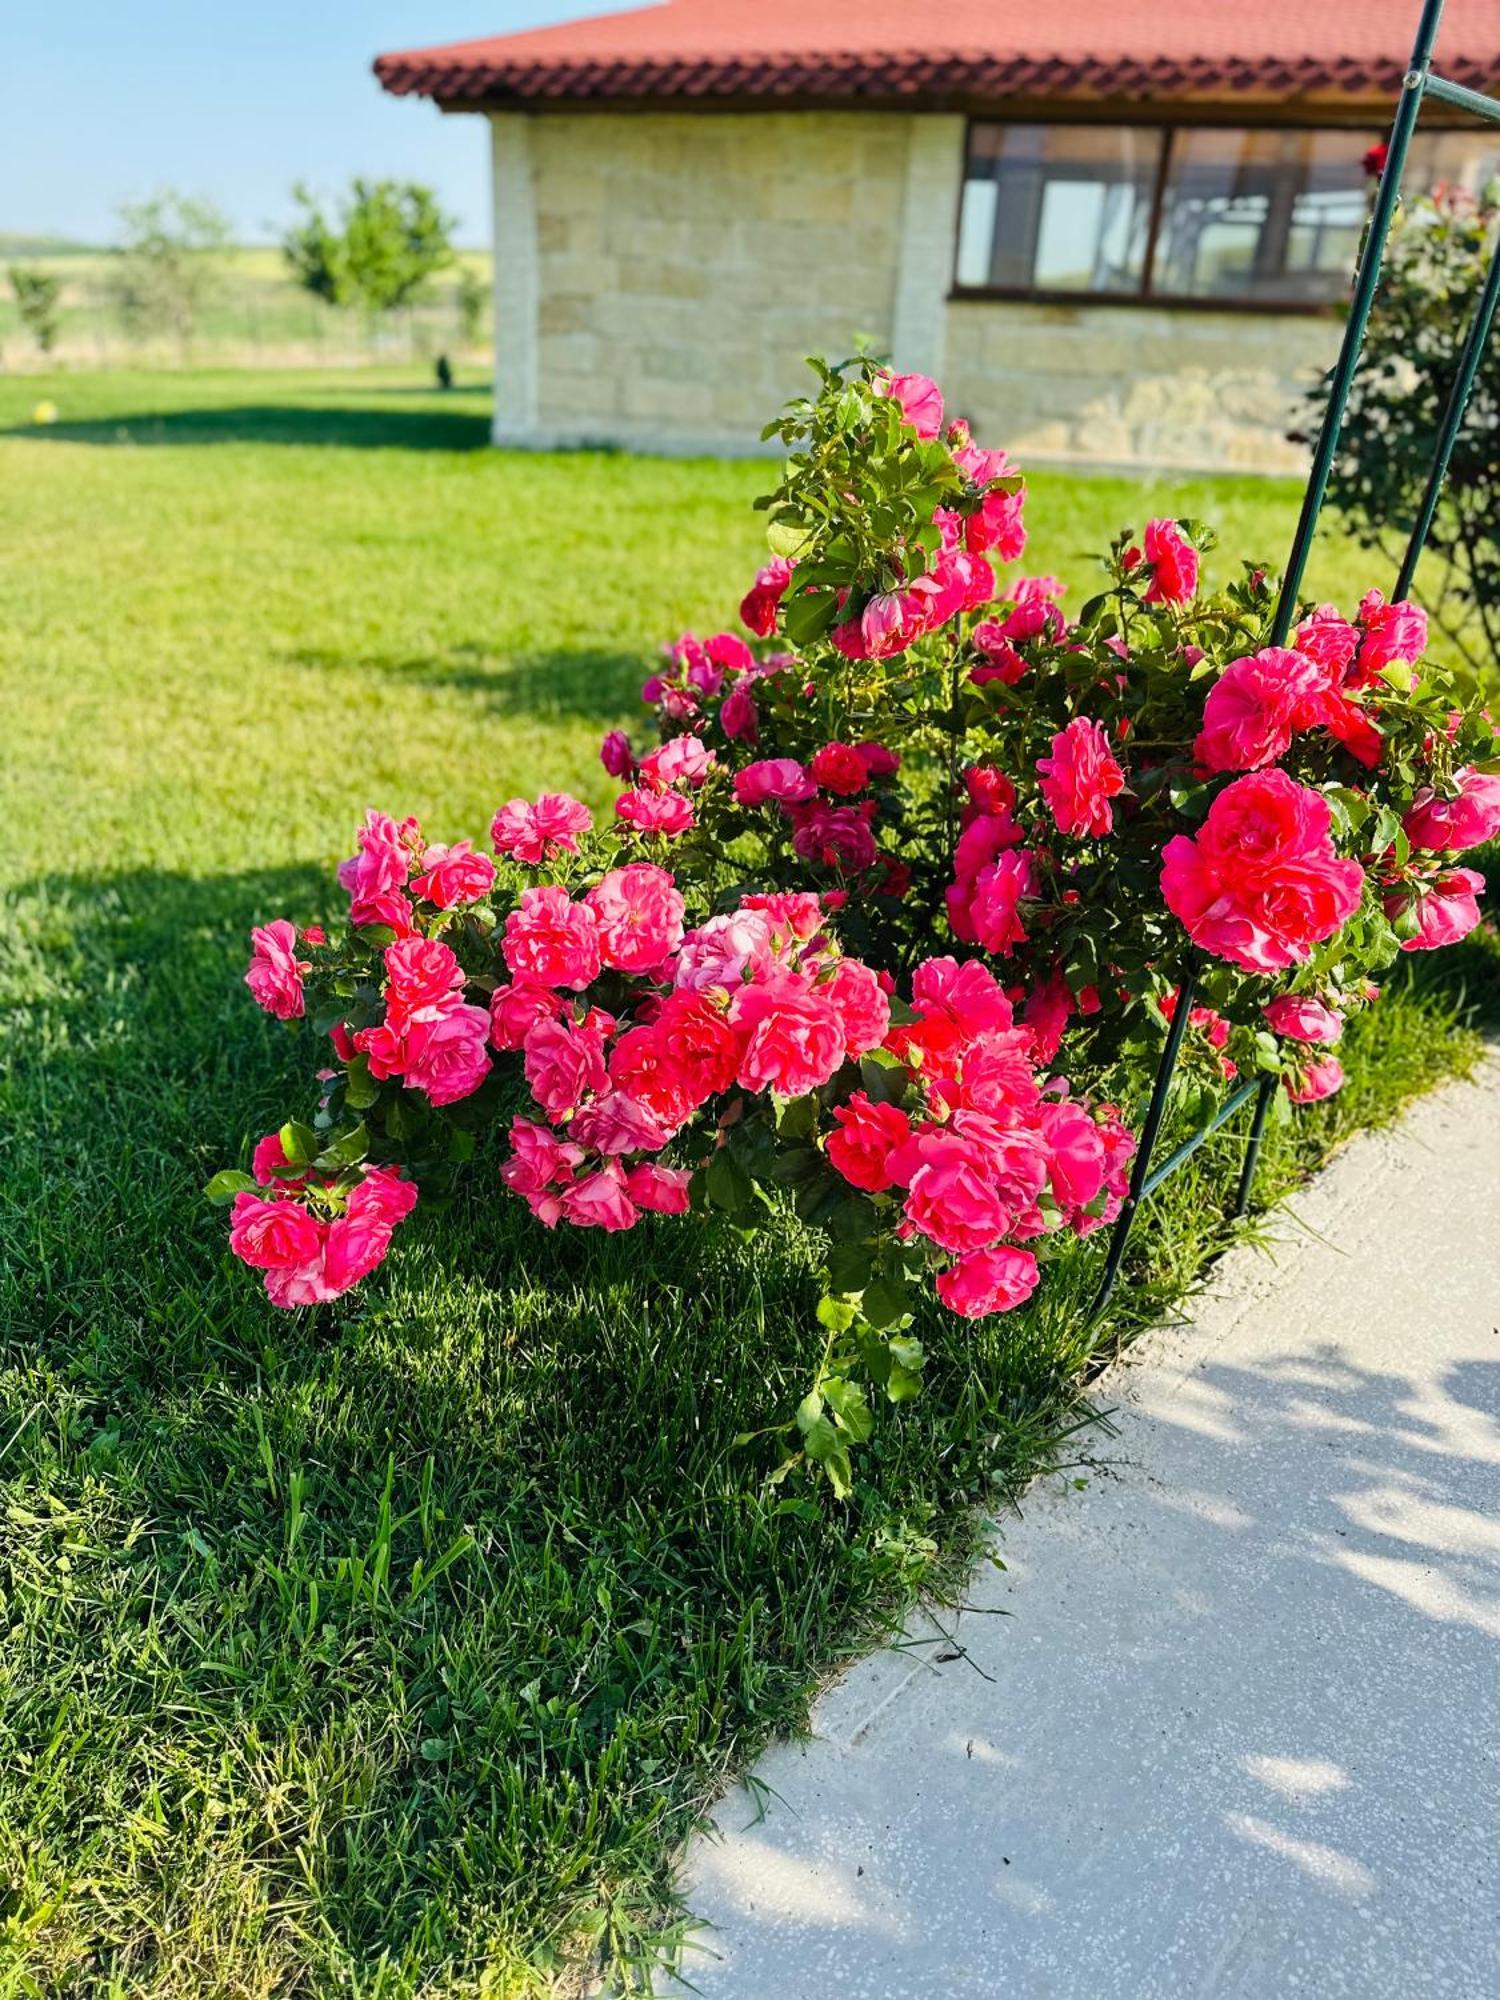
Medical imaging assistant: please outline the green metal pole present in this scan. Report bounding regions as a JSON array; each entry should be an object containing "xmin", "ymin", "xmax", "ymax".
[
  {"xmin": 1394, "ymin": 230, "xmax": 1500, "ymax": 601},
  {"xmin": 1090, "ymin": 951, "xmax": 1201, "ymax": 1319},
  {"xmin": 1232, "ymin": 1073, "xmax": 1278, "ymax": 1220},
  {"xmin": 1270, "ymin": 0, "xmax": 1448, "ymax": 645}
]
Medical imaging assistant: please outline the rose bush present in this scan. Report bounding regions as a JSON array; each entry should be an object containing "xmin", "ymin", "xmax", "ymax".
[{"xmin": 215, "ymin": 355, "xmax": 1494, "ymax": 1489}]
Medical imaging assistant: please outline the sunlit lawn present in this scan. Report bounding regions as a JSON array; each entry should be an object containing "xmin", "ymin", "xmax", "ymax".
[{"xmin": 1, "ymin": 366, "xmax": 1493, "ymax": 1996}]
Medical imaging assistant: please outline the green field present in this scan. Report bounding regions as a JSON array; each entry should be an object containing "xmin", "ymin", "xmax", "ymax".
[
  {"xmin": 0, "ymin": 246, "xmax": 491, "ymax": 371},
  {"xmin": 1, "ymin": 366, "xmax": 1494, "ymax": 1996}
]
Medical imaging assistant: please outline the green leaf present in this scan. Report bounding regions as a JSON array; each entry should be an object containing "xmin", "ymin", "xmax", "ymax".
[
  {"xmin": 204, "ymin": 1169, "xmax": 256, "ymax": 1206},
  {"xmin": 815, "ymin": 1294, "xmax": 857, "ymax": 1335},
  {"xmin": 885, "ymin": 1364, "xmax": 924, "ymax": 1405},
  {"xmin": 278, "ymin": 1120, "xmax": 318, "ymax": 1167},
  {"xmin": 343, "ymin": 1054, "xmax": 379, "ymax": 1109},
  {"xmin": 315, "ymin": 1122, "xmax": 369, "ymax": 1173},
  {"xmin": 705, "ymin": 1147, "xmax": 754, "ymax": 1213},
  {"xmin": 824, "ymin": 1239, "xmax": 873, "ymax": 1295},
  {"xmin": 823, "ymin": 1377, "xmax": 874, "ymax": 1443},
  {"xmin": 861, "ymin": 1275, "xmax": 910, "ymax": 1329}
]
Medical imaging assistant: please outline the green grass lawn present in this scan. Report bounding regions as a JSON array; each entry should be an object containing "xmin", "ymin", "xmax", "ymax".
[{"xmin": 1, "ymin": 366, "xmax": 1495, "ymax": 1997}]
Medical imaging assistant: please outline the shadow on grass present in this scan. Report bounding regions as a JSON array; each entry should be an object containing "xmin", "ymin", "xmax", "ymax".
[
  {"xmin": 3, "ymin": 402, "xmax": 493, "ymax": 451},
  {"xmin": 284, "ymin": 640, "xmax": 650, "ymax": 726}
]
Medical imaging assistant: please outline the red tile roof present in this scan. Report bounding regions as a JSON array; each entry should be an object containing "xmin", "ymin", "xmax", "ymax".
[{"xmin": 375, "ymin": 0, "xmax": 1500, "ymax": 109}]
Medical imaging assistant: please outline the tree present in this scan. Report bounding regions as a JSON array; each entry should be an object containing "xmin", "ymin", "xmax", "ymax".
[
  {"xmin": 8, "ymin": 265, "xmax": 63, "ymax": 353},
  {"xmin": 1303, "ymin": 177, "xmax": 1500, "ymax": 667},
  {"xmin": 455, "ymin": 263, "xmax": 487, "ymax": 346},
  {"xmin": 283, "ymin": 180, "xmax": 456, "ymax": 321},
  {"xmin": 109, "ymin": 191, "xmax": 232, "ymax": 352}
]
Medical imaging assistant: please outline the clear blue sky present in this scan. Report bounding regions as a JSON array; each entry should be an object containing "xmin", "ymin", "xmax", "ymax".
[{"xmin": 2, "ymin": 1, "xmax": 638, "ymax": 245}]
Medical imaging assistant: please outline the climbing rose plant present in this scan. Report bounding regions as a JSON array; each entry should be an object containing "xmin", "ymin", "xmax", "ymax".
[{"xmin": 216, "ymin": 358, "xmax": 1496, "ymax": 1491}]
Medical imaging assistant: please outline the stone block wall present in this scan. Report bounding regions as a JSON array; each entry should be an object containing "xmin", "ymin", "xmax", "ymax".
[{"xmin": 491, "ymin": 108, "xmax": 1336, "ymax": 472}]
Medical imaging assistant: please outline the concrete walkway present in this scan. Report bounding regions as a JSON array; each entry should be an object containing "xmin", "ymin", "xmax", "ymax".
[{"xmin": 668, "ymin": 1062, "xmax": 1500, "ymax": 2000}]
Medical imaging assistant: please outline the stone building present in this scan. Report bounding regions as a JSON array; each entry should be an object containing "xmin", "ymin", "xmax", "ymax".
[{"xmin": 376, "ymin": 0, "xmax": 1500, "ymax": 471}]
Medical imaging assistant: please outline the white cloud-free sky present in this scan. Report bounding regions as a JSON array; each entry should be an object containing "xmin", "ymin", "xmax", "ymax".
[{"xmin": 3, "ymin": 0, "xmax": 641, "ymax": 244}]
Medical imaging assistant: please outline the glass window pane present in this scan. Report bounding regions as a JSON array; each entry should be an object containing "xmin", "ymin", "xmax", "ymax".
[
  {"xmin": 1152, "ymin": 129, "xmax": 1369, "ymax": 304},
  {"xmin": 957, "ymin": 124, "xmax": 1161, "ymax": 294},
  {"xmin": 1406, "ymin": 128, "xmax": 1500, "ymax": 198}
]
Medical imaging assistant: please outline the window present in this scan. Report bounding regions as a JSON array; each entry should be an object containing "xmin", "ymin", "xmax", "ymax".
[{"xmin": 955, "ymin": 122, "xmax": 1500, "ymax": 308}]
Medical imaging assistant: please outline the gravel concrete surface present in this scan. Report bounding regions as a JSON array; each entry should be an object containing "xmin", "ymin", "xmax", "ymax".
[{"xmin": 667, "ymin": 1061, "xmax": 1500, "ymax": 2000}]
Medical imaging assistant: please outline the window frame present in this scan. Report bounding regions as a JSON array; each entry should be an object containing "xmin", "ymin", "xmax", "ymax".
[{"xmin": 949, "ymin": 113, "xmax": 1483, "ymax": 315}]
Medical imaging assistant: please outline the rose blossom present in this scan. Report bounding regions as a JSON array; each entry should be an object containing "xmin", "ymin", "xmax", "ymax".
[
  {"xmin": 1286, "ymin": 1056, "xmax": 1346, "ymax": 1104},
  {"xmin": 1160, "ymin": 770, "xmax": 1365, "ymax": 973},
  {"xmin": 1141, "ymin": 517, "xmax": 1199, "ymax": 605},
  {"xmin": 1036, "ymin": 1101, "xmax": 1108, "ymax": 1211},
  {"xmin": 229, "ymin": 1191, "xmax": 323, "ymax": 1272},
  {"xmin": 638, "ymin": 735, "xmax": 715, "ymax": 790},
  {"xmin": 615, "ymin": 788, "xmax": 697, "ymax": 838},
  {"xmin": 810, "ymin": 742, "xmax": 870, "ymax": 796},
  {"xmin": 402, "ymin": 1001, "xmax": 493, "ymax": 1106},
  {"xmin": 384, "ymin": 935, "xmax": 466, "ymax": 1025},
  {"xmin": 522, "ymin": 1014, "xmax": 608, "ymax": 1117},
  {"xmin": 1388, "ymin": 866, "xmax": 1486, "ymax": 951},
  {"xmin": 730, "ymin": 973, "xmax": 845, "ymax": 1096},
  {"xmin": 823, "ymin": 958, "xmax": 892, "ymax": 1061},
  {"xmin": 586, "ymin": 863, "xmax": 686, "ymax": 975},
  {"xmin": 1262, "ymin": 994, "xmax": 1344, "ymax": 1044},
  {"xmin": 1036, "ymin": 716, "xmax": 1126, "ymax": 836},
  {"xmin": 489, "ymin": 980, "xmax": 565, "ymax": 1050},
  {"xmin": 245, "ymin": 919, "xmax": 309, "ymax": 1020},
  {"xmin": 826, "ymin": 1093, "xmax": 913, "ymax": 1193},
  {"xmin": 1194, "ymin": 648, "xmax": 1328, "ymax": 773},
  {"xmin": 561, "ymin": 1164, "xmax": 638, "ymax": 1232},
  {"xmin": 1353, "ymin": 591, "xmax": 1427, "ymax": 684},
  {"xmin": 570, "ymin": 1090, "xmax": 674, "ymax": 1156},
  {"xmin": 876, "ymin": 369, "xmax": 943, "ymax": 438},
  {"xmin": 902, "ymin": 1132, "xmax": 1011, "ymax": 1253},
  {"xmin": 491, "ymin": 792, "xmax": 593, "ymax": 865},
  {"xmin": 951, "ymin": 848, "xmax": 1039, "ymax": 954},
  {"xmin": 623, "ymin": 1162, "xmax": 693, "ymax": 1214},
  {"xmin": 734, "ymin": 758, "xmax": 817, "ymax": 808},
  {"xmin": 1403, "ymin": 768, "xmax": 1500, "ymax": 852},
  {"xmin": 252, "ymin": 1130, "xmax": 307, "ymax": 1188},
  {"xmin": 935, "ymin": 1244, "xmax": 1041, "ymax": 1318},
  {"xmin": 502, "ymin": 885, "xmax": 602, "ymax": 989},
  {"xmin": 411, "ymin": 839, "xmax": 496, "ymax": 910},
  {"xmin": 600, "ymin": 730, "xmax": 635, "ymax": 779},
  {"xmin": 501, "ymin": 1115, "xmax": 583, "ymax": 1209},
  {"xmin": 740, "ymin": 556, "xmax": 794, "ymax": 637},
  {"xmin": 338, "ymin": 809, "xmax": 414, "ymax": 904},
  {"xmin": 719, "ymin": 684, "xmax": 759, "ymax": 742},
  {"xmin": 790, "ymin": 803, "xmax": 879, "ymax": 874},
  {"xmin": 347, "ymin": 888, "xmax": 417, "ymax": 938},
  {"xmin": 673, "ymin": 909, "xmax": 776, "ymax": 993},
  {"xmin": 1294, "ymin": 605, "xmax": 1359, "ymax": 678}
]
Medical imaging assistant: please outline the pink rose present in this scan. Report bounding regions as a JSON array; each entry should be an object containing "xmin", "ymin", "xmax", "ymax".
[
  {"xmin": 229, "ymin": 1191, "xmax": 323, "ymax": 1271},
  {"xmin": 935, "ymin": 1244, "xmax": 1040, "ymax": 1318},
  {"xmin": 1142, "ymin": 517, "xmax": 1198, "ymax": 605},
  {"xmin": 338, "ymin": 809, "xmax": 414, "ymax": 904},
  {"xmin": 719, "ymin": 684, "xmax": 759, "ymax": 742},
  {"xmin": 810, "ymin": 742, "xmax": 870, "ymax": 796},
  {"xmin": 1037, "ymin": 716, "xmax": 1126, "ymax": 836},
  {"xmin": 1194, "ymin": 648, "xmax": 1328, "ymax": 773},
  {"xmin": 402, "ymin": 1000, "xmax": 493, "ymax": 1106},
  {"xmin": 587, "ymin": 863, "xmax": 686, "ymax": 975},
  {"xmin": 902, "ymin": 1132, "xmax": 1011, "ymax": 1252},
  {"xmin": 623, "ymin": 1161, "xmax": 692, "ymax": 1213},
  {"xmin": 823, "ymin": 958, "xmax": 892, "ymax": 1061},
  {"xmin": 349, "ymin": 1164, "xmax": 419, "ymax": 1229},
  {"xmin": 638, "ymin": 735, "xmax": 715, "ymax": 790},
  {"xmin": 501, "ymin": 1116, "xmax": 583, "ymax": 1212},
  {"xmin": 1022, "ymin": 963, "xmax": 1073, "ymax": 1065},
  {"xmin": 615, "ymin": 788, "xmax": 697, "ymax": 838},
  {"xmin": 1262, "ymin": 994, "xmax": 1344, "ymax": 1044},
  {"xmin": 503, "ymin": 885, "xmax": 602, "ymax": 989},
  {"xmin": 600, "ymin": 729, "xmax": 635, "ymax": 779},
  {"xmin": 523, "ymin": 1014, "xmax": 608, "ymax": 1117},
  {"xmin": 1160, "ymin": 770, "xmax": 1365, "ymax": 973},
  {"xmin": 489, "ymin": 979, "xmax": 566, "ymax": 1050},
  {"xmin": 251, "ymin": 1130, "xmax": 306, "ymax": 1188},
  {"xmin": 1403, "ymin": 768, "xmax": 1500, "ymax": 852},
  {"xmin": 731, "ymin": 973, "xmax": 845, "ymax": 1096},
  {"xmin": 570, "ymin": 1090, "xmax": 674, "ymax": 1156},
  {"xmin": 245, "ymin": 919, "xmax": 309, "ymax": 1021},
  {"xmin": 706, "ymin": 631, "xmax": 754, "ymax": 675},
  {"xmin": 877, "ymin": 369, "xmax": 943, "ymax": 439},
  {"xmin": 1388, "ymin": 866, "xmax": 1486, "ymax": 951},
  {"xmin": 952, "ymin": 848, "xmax": 1039, "ymax": 955},
  {"xmin": 673, "ymin": 909, "xmax": 776, "ymax": 993},
  {"xmin": 491, "ymin": 792, "xmax": 593, "ymax": 866},
  {"xmin": 963, "ymin": 482, "xmax": 1027, "ymax": 562},
  {"xmin": 1294, "ymin": 605, "xmax": 1358, "ymax": 678},
  {"xmin": 1286, "ymin": 1056, "xmax": 1346, "ymax": 1104},
  {"xmin": 734, "ymin": 758, "xmax": 816, "ymax": 808},
  {"xmin": 790, "ymin": 803, "xmax": 879, "ymax": 875},
  {"xmin": 856, "ymin": 740, "xmax": 901, "ymax": 779},
  {"xmin": 411, "ymin": 839, "xmax": 496, "ymax": 910},
  {"xmin": 1353, "ymin": 591, "xmax": 1427, "ymax": 685},
  {"xmin": 1036, "ymin": 1100, "xmax": 1108, "ymax": 1210},
  {"xmin": 740, "ymin": 556, "xmax": 794, "ymax": 637},
  {"xmin": 826, "ymin": 1093, "xmax": 913, "ymax": 1193},
  {"xmin": 561, "ymin": 1163, "xmax": 639, "ymax": 1231},
  {"xmin": 348, "ymin": 888, "xmax": 417, "ymax": 938},
  {"xmin": 384, "ymin": 935, "xmax": 466, "ymax": 1026}
]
